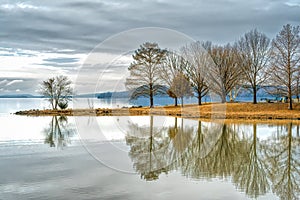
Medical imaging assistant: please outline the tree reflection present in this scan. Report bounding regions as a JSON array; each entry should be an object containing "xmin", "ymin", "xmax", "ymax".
[
  {"xmin": 125, "ymin": 117, "xmax": 300, "ymax": 199},
  {"xmin": 44, "ymin": 116, "xmax": 74, "ymax": 148},
  {"xmin": 125, "ymin": 116, "xmax": 171, "ymax": 181},
  {"xmin": 233, "ymin": 123, "xmax": 270, "ymax": 198},
  {"xmin": 168, "ymin": 117, "xmax": 194, "ymax": 169},
  {"xmin": 203, "ymin": 124, "xmax": 241, "ymax": 178},
  {"xmin": 264, "ymin": 123, "xmax": 300, "ymax": 200},
  {"xmin": 126, "ymin": 116, "xmax": 194, "ymax": 181},
  {"xmin": 180, "ymin": 120, "xmax": 210, "ymax": 179},
  {"xmin": 171, "ymin": 122, "xmax": 248, "ymax": 181}
]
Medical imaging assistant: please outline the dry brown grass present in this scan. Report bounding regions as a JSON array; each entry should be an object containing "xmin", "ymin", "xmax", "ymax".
[
  {"xmin": 128, "ymin": 102, "xmax": 300, "ymax": 119},
  {"xmin": 15, "ymin": 102, "xmax": 300, "ymax": 121}
]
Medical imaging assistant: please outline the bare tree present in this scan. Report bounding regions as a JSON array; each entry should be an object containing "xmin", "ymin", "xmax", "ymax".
[
  {"xmin": 270, "ymin": 24, "xmax": 300, "ymax": 110},
  {"xmin": 126, "ymin": 42, "xmax": 167, "ymax": 108},
  {"xmin": 236, "ymin": 29, "xmax": 271, "ymax": 104},
  {"xmin": 159, "ymin": 52, "xmax": 184, "ymax": 106},
  {"xmin": 205, "ymin": 44, "xmax": 242, "ymax": 103},
  {"xmin": 169, "ymin": 72, "xmax": 193, "ymax": 107},
  {"xmin": 40, "ymin": 75, "xmax": 73, "ymax": 110},
  {"xmin": 229, "ymin": 85, "xmax": 244, "ymax": 102},
  {"xmin": 181, "ymin": 41, "xmax": 209, "ymax": 105},
  {"xmin": 159, "ymin": 52, "xmax": 193, "ymax": 106}
]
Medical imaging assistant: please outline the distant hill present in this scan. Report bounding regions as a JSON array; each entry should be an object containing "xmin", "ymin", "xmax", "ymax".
[
  {"xmin": 0, "ymin": 92, "xmax": 131, "ymax": 99},
  {"xmin": 74, "ymin": 91, "xmax": 130, "ymax": 98},
  {"xmin": 237, "ymin": 86, "xmax": 276, "ymax": 97},
  {"xmin": 73, "ymin": 93, "xmax": 98, "ymax": 98},
  {"xmin": 0, "ymin": 94, "xmax": 42, "ymax": 98},
  {"xmin": 96, "ymin": 91, "xmax": 130, "ymax": 98}
]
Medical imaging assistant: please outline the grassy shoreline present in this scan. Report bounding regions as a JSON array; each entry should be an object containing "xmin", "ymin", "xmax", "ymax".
[{"xmin": 14, "ymin": 102, "xmax": 300, "ymax": 122}]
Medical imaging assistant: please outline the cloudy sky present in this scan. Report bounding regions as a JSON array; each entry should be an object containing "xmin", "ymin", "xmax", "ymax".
[{"xmin": 0, "ymin": 0, "xmax": 299, "ymax": 95}]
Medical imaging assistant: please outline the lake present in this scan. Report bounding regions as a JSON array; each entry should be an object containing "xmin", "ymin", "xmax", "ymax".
[
  {"xmin": 0, "ymin": 95, "xmax": 266, "ymax": 113},
  {"xmin": 0, "ymin": 98, "xmax": 299, "ymax": 199}
]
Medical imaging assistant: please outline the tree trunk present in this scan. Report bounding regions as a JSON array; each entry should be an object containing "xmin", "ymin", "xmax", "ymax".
[
  {"xmin": 181, "ymin": 97, "xmax": 184, "ymax": 107},
  {"xmin": 229, "ymin": 90, "xmax": 234, "ymax": 102},
  {"xmin": 175, "ymin": 97, "xmax": 178, "ymax": 106},
  {"xmin": 288, "ymin": 54, "xmax": 292, "ymax": 110},
  {"xmin": 150, "ymin": 95, "xmax": 154, "ymax": 108},
  {"xmin": 221, "ymin": 94, "xmax": 226, "ymax": 103},
  {"xmin": 253, "ymin": 86, "xmax": 257, "ymax": 104},
  {"xmin": 289, "ymin": 95, "xmax": 293, "ymax": 110},
  {"xmin": 149, "ymin": 83, "xmax": 154, "ymax": 108},
  {"xmin": 288, "ymin": 86, "xmax": 293, "ymax": 110},
  {"xmin": 54, "ymin": 99, "xmax": 58, "ymax": 110},
  {"xmin": 198, "ymin": 94, "xmax": 202, "ymax": 105}
]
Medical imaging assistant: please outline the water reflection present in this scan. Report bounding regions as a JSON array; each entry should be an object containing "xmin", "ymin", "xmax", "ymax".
[
  {"xmin": 125, "ymin": 118, "xmax": 300, "ymax": 199},
  {"xmin": 43, "ymin": 116, "xmax": 75, "ymax": 148},
  {"xmin": 233, "ymin": 123, "xmax": 270, "ymax": 198},
  {"xmin": 264, "ymin": 123, "xmax": 300, "ymax": 200},
  {"xmin": 126, "ymin": 116, "xmax": 171, "ymax": 181}
]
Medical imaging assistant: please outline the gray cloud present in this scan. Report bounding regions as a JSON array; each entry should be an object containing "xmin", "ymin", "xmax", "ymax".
[
  {"xmin": 0, "ymin": 80, "xmax": 8, "ymax": 85},
  {"xmin": 5, "ymin": 80, "xmax": 23, "ymax": 86},
  {"xmin": 39, "ymin": 57, "xmax": 80, "ymax": 70},
  {"xmin": 0, "ymin": 78, "xmax": 39, "ymax": 94},
  {"xmin": 1, "ymin": 0, "xmax": 299, "ymax": 52},
  {"xmin": 43, "ymin": 57, "xmax": 79, "ymax": 63},
  {"xmin": 0, "ymin": 0, "xmax": 299, "ymax": 94}
]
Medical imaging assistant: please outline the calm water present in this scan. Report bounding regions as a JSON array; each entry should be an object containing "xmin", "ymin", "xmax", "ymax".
[
  {"xmin": 0, "ymin": 99, "xmax": 299, "ymax": 199},
  {"xmin": 0, "ymin": 96, "xmax": 257, "ymax": 113}
]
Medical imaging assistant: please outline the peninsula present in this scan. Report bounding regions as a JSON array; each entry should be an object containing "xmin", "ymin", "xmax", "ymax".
[{"xmin": 15, "ymin": 102, "xmax": 300, "ymax": 121}]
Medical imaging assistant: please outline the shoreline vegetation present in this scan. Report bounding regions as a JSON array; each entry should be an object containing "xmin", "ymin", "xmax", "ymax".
[
  {"xmin": 14, "ymin": 102, "xmax": 300, "ymax": 122},
  {"xmin": 33, "ymin": 24, "xmax": 300, "ymax": 118}
]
